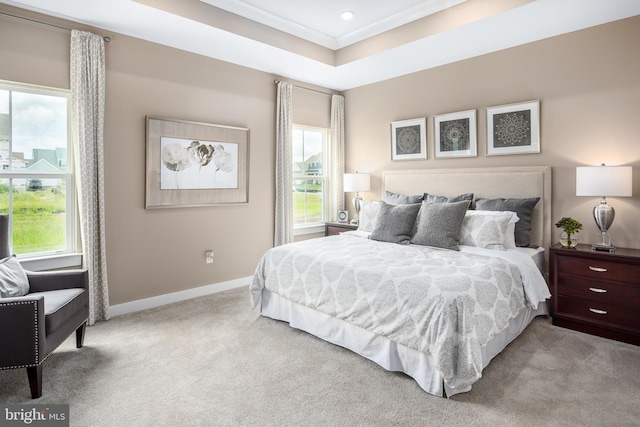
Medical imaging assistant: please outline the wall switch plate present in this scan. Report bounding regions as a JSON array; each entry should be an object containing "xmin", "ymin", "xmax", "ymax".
[{"xmin": 205, "ymin": 250, "xmax": 214, "ymax": 264}]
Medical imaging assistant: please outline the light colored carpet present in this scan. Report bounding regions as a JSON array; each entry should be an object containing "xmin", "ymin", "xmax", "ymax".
[{"xmin": 1, "ymin": 287, "xmax": 639, "ymax": 426}]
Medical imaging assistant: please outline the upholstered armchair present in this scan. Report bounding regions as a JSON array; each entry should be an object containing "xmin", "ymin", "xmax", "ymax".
[{"xmin": 0, "ymin": 215, "xmax": 89, "ymax": 398}]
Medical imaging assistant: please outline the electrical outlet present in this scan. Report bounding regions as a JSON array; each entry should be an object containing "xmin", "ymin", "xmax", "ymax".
[{"xmin": 205, "ymin": 250, "xmax": 214, "ymax": 264}]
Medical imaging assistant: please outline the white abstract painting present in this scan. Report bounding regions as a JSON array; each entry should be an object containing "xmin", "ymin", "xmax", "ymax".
[{"xmin": 160, "ymin": 137, "xmax": 238, "ymax": 189}]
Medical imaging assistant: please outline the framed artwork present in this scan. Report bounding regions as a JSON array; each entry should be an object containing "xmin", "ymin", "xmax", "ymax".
[
  {"xmin": 486, "ymin": 100, "xmax": 540, "ymax": 156},
  {"xmin": 145, "ymin": 116, "xmax": 249, "ymax": 208},
  {"xmin": 434, "ymin": 109, "xmax": 477, "ymax": 158},
  {"xmin": 391, "ymin": 117, "xmax": 427, "ymax": 161}
]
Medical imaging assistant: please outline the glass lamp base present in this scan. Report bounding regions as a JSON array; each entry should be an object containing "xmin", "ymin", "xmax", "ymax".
[{"xmin": 592, "ymin": 233, "xmax": 614, "ymax": 252}]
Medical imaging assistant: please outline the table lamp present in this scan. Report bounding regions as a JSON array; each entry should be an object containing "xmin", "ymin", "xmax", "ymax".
[
  {"xmin": 576, "ymin": 164, "xmax": 632, "ymax": 251},
  {"xmin": 343, "ymin": 172, "xmax": 370, "ymax": 225}
]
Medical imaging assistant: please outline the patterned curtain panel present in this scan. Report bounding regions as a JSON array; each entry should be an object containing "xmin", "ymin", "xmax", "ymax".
[
  {"xmin": 274, "ymin": 81, "xmax": 293, "ymax": 246},
  {"xmin": 329, "ymin": 94, "xmax": 345, "ymax": 220},
  {"xmin": 70, "ymin": 30, "xmax": 109, "ymax": 324}
]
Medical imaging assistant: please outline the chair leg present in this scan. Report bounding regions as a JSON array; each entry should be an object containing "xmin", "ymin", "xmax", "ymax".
[
  {"xmin": 27, "ymin": 365, "xmax": 42, "ymax": 399},
  {"xmin": 76, "ymin": 322, "xmax": 87, "ymax": 348}
]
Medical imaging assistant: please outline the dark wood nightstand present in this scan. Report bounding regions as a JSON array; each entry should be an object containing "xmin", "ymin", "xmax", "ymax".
[
  {"xmin": 549, "ymin": 243, "xmax": 640, "ymax": 346},
  {"xmin": 325, "ymin": 222, "xmax": 358, "ymax": 236}
]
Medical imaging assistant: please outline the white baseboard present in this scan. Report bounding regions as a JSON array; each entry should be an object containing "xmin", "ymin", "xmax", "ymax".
[{"xmin": 109, "ymin": 276, "xmax": 251, "ymax": 317}]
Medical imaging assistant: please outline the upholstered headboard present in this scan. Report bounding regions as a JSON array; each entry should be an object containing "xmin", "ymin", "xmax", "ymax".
[{"xmin": 382, "ymin": 166, "xmax": 552, "ymax": 250}]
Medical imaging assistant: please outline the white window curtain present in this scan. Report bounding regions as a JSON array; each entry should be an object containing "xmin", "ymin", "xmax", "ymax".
[
  {"xmin": 328, "ymin": 94, "xmax": 345, "ymax": 220},
  {"xmin": 70, "ymin": 30, "xmax": 109, "ymax": 324},
  {"xmin": 274, "ymin": 81, "xmax": 293, "ymax": 246}
]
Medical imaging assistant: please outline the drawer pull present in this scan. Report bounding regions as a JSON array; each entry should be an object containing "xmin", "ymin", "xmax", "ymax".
[
  {"xmin": 589, "ymin": 308, "xmax": 608, "ymax": 315},
  {"xmin": 588, "ymin": 287, "xmax": 608, "ymax": 293},
  {"xmin": 588, "ymin": 266, "xmax": 607, "ymax": 272}
]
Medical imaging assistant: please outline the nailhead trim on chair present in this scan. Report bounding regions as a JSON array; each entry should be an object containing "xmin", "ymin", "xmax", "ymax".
[{"xmin": 0, "ymin": 299, "xmax": 39, "ymax": 370}]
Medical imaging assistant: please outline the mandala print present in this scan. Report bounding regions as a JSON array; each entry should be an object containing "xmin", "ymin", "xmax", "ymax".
[
  {"xmin": 396, "ymin": 126, "xmax": 421, "ymax": 155},
  {"xmin": 440, "ymin": 119, "xmax": 469, "ymax": 151},
  {"xmin": 494, "ymin": 110, "xmax": 530, "ymax": 146}
]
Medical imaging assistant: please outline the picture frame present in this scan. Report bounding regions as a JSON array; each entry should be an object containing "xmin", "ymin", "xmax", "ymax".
[
  {"xmin": 434, "ymin": 109, "xmax": 477, "ymax": 158},
  {"xmin": 337, "ymin": 210, "xmax": 349, "ymax": 223},
  {"xmin": 145, "ymin": 116, "xmax": 249, "ymax": 209},
  {"xmin": 486, "ymin": 100, "xmax": 540, "ymax": 156},
  {"xmin": 391, "ymin": 117, "xmax": 427, "ymax": 161}
]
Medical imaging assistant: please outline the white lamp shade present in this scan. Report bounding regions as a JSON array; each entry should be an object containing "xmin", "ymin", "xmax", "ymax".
[
  {"xmin": 576, "ymin": 165, "xmax": 632, "ymax": 197},
  {"xmin": 343, "ymin": 173, "xmax": 370, "ymax": 192}
]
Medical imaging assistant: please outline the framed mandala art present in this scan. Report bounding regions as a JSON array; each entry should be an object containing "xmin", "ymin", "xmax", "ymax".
[
  {"xmin": 391, "ymin": 117, "xmax": 427, "ymax": 161},
  {"xmin": 434, "ymin": 109, "xmax": 477, "ymax": 158},
  {"xmin": 486, "ymin": 100, "xmax": 540, "ymax": 156}
]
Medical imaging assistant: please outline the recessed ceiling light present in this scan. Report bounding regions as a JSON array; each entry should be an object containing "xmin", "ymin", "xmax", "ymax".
[{"xmin": 341, "ymin": 11, "xmax": 354, "ymax": 21}]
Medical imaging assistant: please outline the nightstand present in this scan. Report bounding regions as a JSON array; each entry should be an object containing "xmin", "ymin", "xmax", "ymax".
[
  {"xmin": 325, "ymin": 222, "xmax": 358, "ymax": 236},
  {"xmin": 549, "ymin": 243, "xmax": 640, "ymax": 345}
]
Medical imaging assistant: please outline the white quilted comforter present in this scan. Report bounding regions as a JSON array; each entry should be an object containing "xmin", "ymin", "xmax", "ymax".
[{"xmin": 250, "ymin": 234, "xmax": 549, "ymax": 391}]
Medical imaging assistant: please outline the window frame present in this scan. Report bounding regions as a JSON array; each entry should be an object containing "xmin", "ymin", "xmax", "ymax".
[
  {"xmin": 0, "ymin": 80, "xmax": 78, "ymax": 268},
  {"xmin": 292, "ymin": 124, "xmax": 329, "ymax": 236}
]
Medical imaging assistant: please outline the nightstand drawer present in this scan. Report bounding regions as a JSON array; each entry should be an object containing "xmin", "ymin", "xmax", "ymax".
[
  {"xmin": 556, "ymin": 275, "xmax": 640, "ymax": 307},
  {"xmin": 556, "ymin": 255, "xmax": 640, "ymax": 284},
  {"xmin": 557, "ymin": 295, "xmax": 638, "ymax": 330},
  {"xmin": 325, "ymin": 222, "xmax": 357, "ymax": 236}
]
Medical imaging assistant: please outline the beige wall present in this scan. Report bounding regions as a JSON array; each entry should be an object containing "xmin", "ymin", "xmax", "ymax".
[
  {"xmin": 2, "ymin": 7, "xmax": 639, "ymax": 307},
  {"xmin": 0, "ymin": 6, "xmax": 331, "ymax": 305},
  {"xmin": 344, "ymin": 16, "xmax": 640, "ymax": 250}
]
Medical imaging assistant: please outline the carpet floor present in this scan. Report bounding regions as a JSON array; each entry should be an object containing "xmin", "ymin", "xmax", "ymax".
[{"xmin": 1, "ymin": 287, "xmax": 639, "ymax": 426}]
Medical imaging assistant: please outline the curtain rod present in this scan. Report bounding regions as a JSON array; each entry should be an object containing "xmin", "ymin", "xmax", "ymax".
[
  {"xmin": 274, "ymin": 79, "xmax": 338, "ymax": 97},
  {"xmin": 1, "ymin": 11, "xmax": 111, "ymax": 42}
]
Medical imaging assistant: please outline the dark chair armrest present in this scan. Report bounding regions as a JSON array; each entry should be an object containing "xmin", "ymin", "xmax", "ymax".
[
  {"xmin": 26, "ymin": 269, "xmax": 89, "ymax": 293},
  {"xmin": 0, "ymin": 295, "xmax": 45, "ymax": 368}
]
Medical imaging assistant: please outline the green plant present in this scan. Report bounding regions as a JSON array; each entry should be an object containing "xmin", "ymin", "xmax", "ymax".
[{"xmin": 555, "ymin": 217, "xmax": 583, "ymax": 246}]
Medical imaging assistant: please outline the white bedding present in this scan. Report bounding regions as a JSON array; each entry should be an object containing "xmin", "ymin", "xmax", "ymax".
[{"xmin": 251, "ymin": 233, "xmax": 550, "ymax": 396}]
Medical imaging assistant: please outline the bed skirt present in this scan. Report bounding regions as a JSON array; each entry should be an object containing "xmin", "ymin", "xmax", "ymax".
[{"xmin": 259, "ymin": 289, "xmax": 549, "ymax": 397}]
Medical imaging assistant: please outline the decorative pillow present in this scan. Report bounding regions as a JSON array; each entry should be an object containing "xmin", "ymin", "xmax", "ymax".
[
  {"xmin": 384, "ymin": 191, "xmax": 423, "ymax": 205},
  {"xmin": 0, "ymin": 255, "xmax": 30, "ymax": 298},
  {"xmin": 459, "ymin": 210, "xmax": 519, "ymax": 250},
  {"xmin": 357, "ymin": 200, "xmax": 381, "ymax": 233},
  {"xmin": 370, "ymin": 201, "xmax": 421, "ymax": 244},
  {"xmin": 422, "ymin": 192, "xmax": 473, "ymax": 204},
  {"xmin": 475, "ymin": 197, "xmax": 540, "ymax": 247},
  {"xmin": 410, "ymin": 200, "xmax": 470, "ymax": 250}
]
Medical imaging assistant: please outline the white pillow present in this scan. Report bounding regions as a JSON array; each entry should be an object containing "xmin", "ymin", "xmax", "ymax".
[
  {"xmin": 0, "ymin": 256, "xmax": 30, "ymax": 298},
  {"xmin": 459, "ymin": 210, "xmax": 519, "ymax": 250},
  {"xmin": 504, "ymin": 221, "xmax": 517, "ymax": 249},
  {"xmin": 357, "ymin": 200, "xmax": 380, "ymax": 233}
]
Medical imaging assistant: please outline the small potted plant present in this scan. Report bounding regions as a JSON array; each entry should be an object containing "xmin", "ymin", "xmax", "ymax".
[{"xmin": 555, "ymin": 217, "xmax": 582, "ymax": 248}]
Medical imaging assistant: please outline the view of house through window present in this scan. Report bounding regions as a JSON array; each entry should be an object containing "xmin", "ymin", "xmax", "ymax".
[
  {"xmin": 0, "ymin": 81, "xmax": 74, "ymax": 256},
  {"xmin": 292, "ymin": 125, "xmax": 328, "ymax": 229}
]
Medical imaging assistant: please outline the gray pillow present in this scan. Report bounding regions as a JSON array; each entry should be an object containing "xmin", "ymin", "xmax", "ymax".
[
  {"xmin": 370, "ymin": 201, "xmax": 421, "ymax": 244},
  {"xmin": 0, "ymin": 255, "xmax": 30, "ymax": 298},
  {"xmin": 423, "ymin": 192, "xmax": 473, "ymax": 204},
  {"xmin": 384, "ymin": 191, "xmax": 423, "ymax": 205},
  {"xmin": 411, "ymin": 200, "xmax": 471, "ymax": 250},
  {"xmin": 475, "ymin": 197, "xmax": 540, "ymax": 247}
]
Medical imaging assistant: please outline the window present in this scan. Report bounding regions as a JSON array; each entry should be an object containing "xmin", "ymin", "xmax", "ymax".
[
  {"xmin": 0, "ymin": 81, "xmax": 75, "ymax": 259},
  {"xmin": 292, "ymin": 125, "xmax": 328, "ymax": 233}
]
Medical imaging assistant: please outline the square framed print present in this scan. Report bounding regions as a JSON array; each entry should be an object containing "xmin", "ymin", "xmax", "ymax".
[
  {"xmin": 145, "ymin": 116, "xmax": 249, "ymax": 208},
  {"xmin": 337, "ymin": 210, "xmax": 349, "ymax": 223},
  {"xmin": 486, "ymin": 100, "xmax": 540, "ymax": 156},
  {"xmin": 434, "ymin": 109, "xmax": 477, "ymax": 158},
  {"xmin": 391, "ymin": 117, "xmax": 427, "ymax": 161}
]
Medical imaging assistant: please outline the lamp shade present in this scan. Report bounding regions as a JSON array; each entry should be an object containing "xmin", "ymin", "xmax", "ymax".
[
  {"xmin": 576, "ymin": 165, "xmax": 632, "ymax": 197},
  {"xmin": 343, "ymin": 173, "xmax": 370, "ymax": 192}
]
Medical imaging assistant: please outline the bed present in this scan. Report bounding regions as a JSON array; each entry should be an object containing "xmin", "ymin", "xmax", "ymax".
[{"xmin": 251, "ymin": 166, "xmax": 552, "ymax": 397}]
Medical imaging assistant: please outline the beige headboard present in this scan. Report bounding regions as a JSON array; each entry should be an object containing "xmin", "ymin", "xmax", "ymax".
[{"xmin": 382, "ymin": 166, "xmax": 552, "ymax": 250}]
